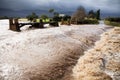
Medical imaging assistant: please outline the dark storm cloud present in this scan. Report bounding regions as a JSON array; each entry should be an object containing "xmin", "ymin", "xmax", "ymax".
[
  {"xmin": 0, "ymin": 0, "xmax": 120, "ymax": 13},
  {"xmin": 0, "ymin": 0, "xmax": 34, "ymax": 10}
]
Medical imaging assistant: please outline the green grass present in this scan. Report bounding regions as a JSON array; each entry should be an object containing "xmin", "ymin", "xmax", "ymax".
[
  {"xmin": 36, "ymin": 18, "xmax": 50, "ymax": 23},
  {"xmin": 19, "ymin": 18, "xmax": 51, "ymax": 23},
  {"xmin": 104, "ymin": 20, "xmax": 120, "ymax": 27},
  {"xmin": 19, "ymin": 18, "xmax": 28, "ymax": 21}
]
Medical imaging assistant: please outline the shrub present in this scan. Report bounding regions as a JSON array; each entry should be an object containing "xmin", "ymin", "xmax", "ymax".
[
  {"xmin": 40, "ymin": 15, "xmax": 48, "ymax": 20},
  {"xmin": 61, "ymin": 19, "xmax": 71, "ymax": 25},
  {"xmin": 105, "ymin": 17, "xmax": 120, "ymax": 27},
  {"xmin": 105, "ymin": 17, "xmax": 120, "ymax": 22},
  {"xmin": 49, "ymin": 21, "xmax": 59, "ymax": 27},
  {"xmin": 62, "ymin": 15, "xmax": 71, "ymax": 21},
  {"xmin": 104, "ymin": 20, "xmax": 120, "ymax": 27},
  {"xmin": 77, "ymin": 19, "xmax": 99, "ymax": 24},
  {"xmin": 53, "ymin": 16, "xmax": 62, "ymax": 22}
]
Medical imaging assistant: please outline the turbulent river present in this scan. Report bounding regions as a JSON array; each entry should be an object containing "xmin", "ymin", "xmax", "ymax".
[{"xmin": 0, "ymin": 19, "xmax": 113, "ymax": 80}]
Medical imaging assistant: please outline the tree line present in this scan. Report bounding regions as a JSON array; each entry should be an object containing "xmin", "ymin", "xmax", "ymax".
[
  {"xmin": 26, "ymin": 9, "xmax": 71, "ymax": 22},
  {"xmin": 71, "ymin": 6, "xmax": 100, "ymax": 24},
  {"xmin": 0, "ymin": 6, "xmax": 101, "ymax": 24}
]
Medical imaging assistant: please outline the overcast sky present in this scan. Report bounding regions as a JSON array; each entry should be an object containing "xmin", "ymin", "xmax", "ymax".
[{"xmin": 0, "ymin": 0, "xmax": 120, "ymax": 13}]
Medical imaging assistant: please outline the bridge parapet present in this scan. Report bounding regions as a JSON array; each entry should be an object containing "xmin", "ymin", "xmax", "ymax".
[
  {"xmin": 9, "ymin": 18, "xmax": 20, "ymax": 31},
  {"xmin": 9, "ymin": 19, "xmax": 59, "ymax": 32}
]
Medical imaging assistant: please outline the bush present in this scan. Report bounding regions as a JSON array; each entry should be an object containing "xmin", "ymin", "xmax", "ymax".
[
  {"xmin": 105, "ymin": 17, "xmax": 120, "ymax": 22},
  {"xmin": 77, "ymin": 19, "xmax": 99, "ymax": 24},
  {"xmin": 104, "ymin": 20, "xmax": 120, "ymax": 27},
  {"xmin": 40, "ymin": 15, "xmax": 48, "ymax": 20},
  {"xmin": 49, "ymin": 21, "xmax": 59, "ymax": 27},
  {"xmin": 62, "ymin": 15, "xmax": 71, "ymax": 21},
  {"xmin": 105, "ymin": 17, "xmax": 120, "ymax": 27},
  {"xmin": 61, "ymin": 19, "xmax": 71, "ymax": 25},
  {"xmin": 53, "ymin": 16, "xmax": 62, "ymax": 22}
]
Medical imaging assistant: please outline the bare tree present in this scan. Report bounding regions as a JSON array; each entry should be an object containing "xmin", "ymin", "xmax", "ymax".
[{"xmin": 71, "ymin": 6, "xmax": 86, "ymax": 24}]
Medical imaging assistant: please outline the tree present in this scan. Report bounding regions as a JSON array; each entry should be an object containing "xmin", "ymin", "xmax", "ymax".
[
  {"xmin": 71, "ymin": 6, "xmax": 86, "ymax": 23},
  {"xmin": 88, "ymin": 10, "xmax": 96, "ymax": 18},
  {"xmin": 49, "ymin": 9, "xmax": 54, "ymax": 13},
  {"xmin": 48, "ymin": 8, "xmax": 61, "ymax": 21},
  {"xmin": 40, "ymin": 14, "xmax": 48, "ymax": 19},
  {"xmin": 0, "ymin": 16, "xmax": 9, "ymax": 19},
  {"xmin": 26, "ymin": 12, "xmax": 38, "ymax": 22},
  {"xmin": 62, "ymin": 15, "xmax": 71, "ymax": 21},
  {"xmin": 52, "ymin": 12, "xmax": 60, "ymax": 21},
  {"xmin": 49, "ymin": 9, "xmax": 54, "ymax": 17},
  {"xmin": 96, "ymin": 9, "xmax": 100, "ymax": 20},
  {"xmin": 49, "ymin": 9, "xmax": 59, "ymax": 17},
  {"xmin": 53, "ymin": 12, "xmax": 59, "ymax": 17}
]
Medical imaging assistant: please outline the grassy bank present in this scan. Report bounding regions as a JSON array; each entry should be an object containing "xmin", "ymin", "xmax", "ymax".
[
  {"xmin": 104, "ymin": 20, "xmax": 120, "ymax": 27},
  {"xmin": 104, "ymin": 17, "xmax": 120, "ymax": 27}
]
